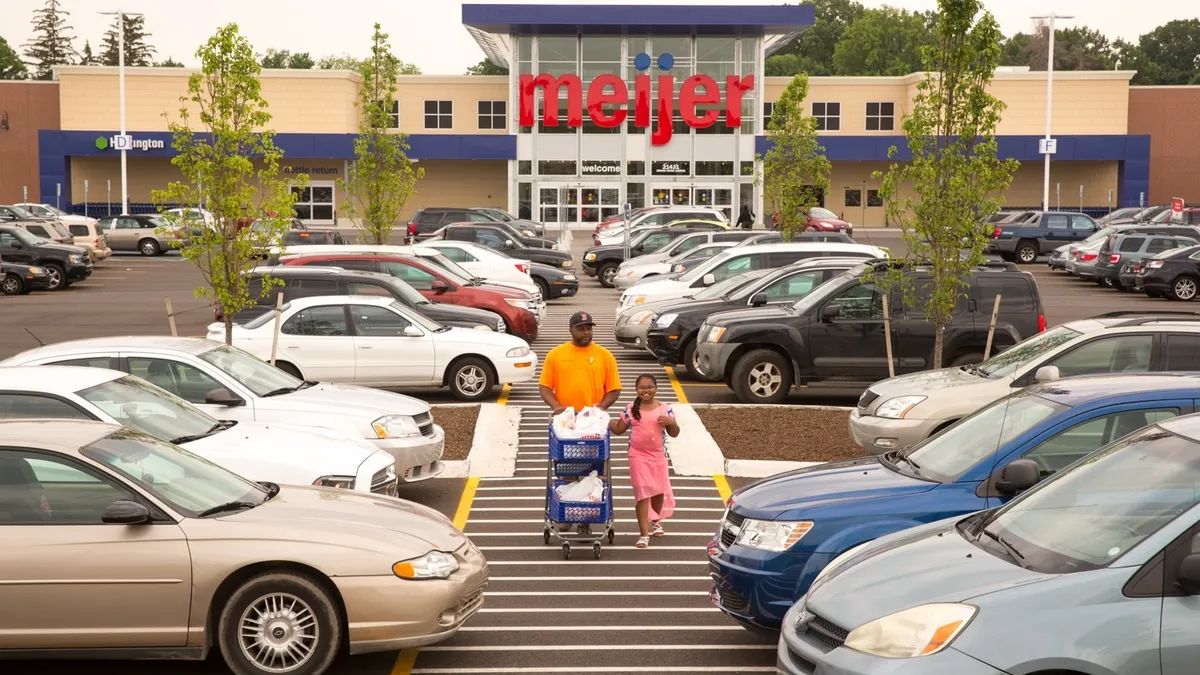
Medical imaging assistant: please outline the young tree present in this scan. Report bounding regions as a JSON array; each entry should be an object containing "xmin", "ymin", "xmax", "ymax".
[
  {"xmin": 22, "ymin": 0, "xmax": 77, "ymax": 80},
  {"xmin": 757, "ymin": 74, "xmax": 831, "ymax": 241},
  {"xmin": 152, "ymin": 23, "xmax": 305, "ymax": 345},
  {"xmin": 101, "ymin": 14, "xmax": 157, "ymax": 67},
  {"xmin": 0, "ymin": 37, "xmax": 28, "ymax": 79},
  {"xmin": 338, "ymin": 23, "xmax": 424, "ymax": 245},
  {"xmin": 871, "ymin": 0, "xmax": 1019, "ymax": 369}
]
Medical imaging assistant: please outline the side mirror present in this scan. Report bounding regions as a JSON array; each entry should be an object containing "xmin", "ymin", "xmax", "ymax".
[
  {"xmin": 701, "ymin": 273, "xmax": 716, "ymax": 287},
  {"xmin": 820, "ymin": 304, "xmax": 841, "ymax": 321},
  {"xmin": 1034, "ymin": 365, "xmax": 1060, "ymax": 383},
  {"xmin": 204, "ymin": 387, "xmax": 245, "ymax": 407},
  {"xmin": 504, "ymin": 239, "xmax": 516, "ymax": 248},
  {"xmin": 431, "ymin": 279, "xmax": 450, "ymax": 293},
  {"xmin": 995, "ymin": 458, "xmax": 1041, "ymax": 495},
  {"xmin": 404, "ymin": 325, "xmax": 424, "ymax": 337},
  {"xmin": 672, "ymin": 264, "xmax": 685, "ymax": 273},
  {"xmin": 750, "ymin": 292, "xmax": 768, "ymax": 307},
  {"xmin": 9, "ymin": 240, "xmax": 22, "ymax": 249},
  {"xmin": 102, "ymin": 499, "xmax": 151, "ymax": 525},
  {"xmin": 1177, "ymin": 554, "xmax": 1200, "ymax": 595}
]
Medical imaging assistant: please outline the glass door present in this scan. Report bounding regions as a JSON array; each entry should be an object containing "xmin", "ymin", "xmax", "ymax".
[{"xmin": 540, "ymin": 185, "xmax": 621, "ymax": 226}]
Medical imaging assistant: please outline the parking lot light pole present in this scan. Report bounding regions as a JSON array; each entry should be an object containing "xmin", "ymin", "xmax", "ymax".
[
  {"xmin": 100, "ymin": 9, "xmax": 141, "ymax": 216},
  {"xmin": 1032, "ymin": 13, "xmax": 1073, "ymax": 213}
]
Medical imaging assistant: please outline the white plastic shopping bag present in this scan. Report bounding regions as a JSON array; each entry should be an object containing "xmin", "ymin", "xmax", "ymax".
[
  {"xmin": 555, "ymin": 471, "xmax": 605, "ymax": 502},
  {"xmin": 552, "ymin": 406, "xmax": 610, "ymax": 440}
]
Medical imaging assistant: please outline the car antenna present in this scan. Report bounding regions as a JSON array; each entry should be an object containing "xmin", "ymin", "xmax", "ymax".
[{"xmin": 24, "ymin": 328, "xmax": 44, "ymax": 346}]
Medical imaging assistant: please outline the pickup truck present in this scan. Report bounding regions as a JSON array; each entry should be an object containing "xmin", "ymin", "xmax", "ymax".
[{"xmin": 987, "ymin": 211, "xmax": 1100, "ymax": 264}]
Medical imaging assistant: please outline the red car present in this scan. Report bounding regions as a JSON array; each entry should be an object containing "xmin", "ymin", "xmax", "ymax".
[
  {"xmin": 280, "ymin": 252, "xmax": 540, "ymax": 340},
  {"xmin": 805, "ymin": 207, "xmax": 854, "ymax": 236}
]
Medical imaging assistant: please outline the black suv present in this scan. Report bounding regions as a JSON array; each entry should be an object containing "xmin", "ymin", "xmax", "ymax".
[
  {"xmin": 409, "ymin": 208, "xmax": 554, "ymax": 248},
  {"xmin": 0, "ymin": 225, "xmax": 92, "ymax": 290},
  {"xmin": 220, "ymin": 266, "xmax": 507, "ymax": 331},
  {"xmin": 694, "ymin": 260, "xmax": 1045, "ymax": 403},
  {"xmin": 1135, "ymin": 244, "xmax": 1200, "ymax": 301},
  {"xmin": 425, "ymin": 224, "xmax": 573, "ymax": 268}
]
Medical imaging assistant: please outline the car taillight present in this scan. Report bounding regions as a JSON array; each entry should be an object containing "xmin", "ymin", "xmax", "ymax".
[
  {"xmin": 992, "ymin": 226, "xmax": 1002, "ymax": 239},
  {"xmin": 94, "ymin": 237, "xmax": 102, "ymax": 245},
  {"xmin": 1080, "ymin": 253, "xmax": 1097, "ymax": 262},
  {"xmin": 516, "ymin": 262, "xmax": 530, "ymax": 274},
  {"xmin": 1038, "ymin": 314, "xmax": 1046, "ymax": 333},
  {"xmin": 1109, "ymin": 254, "xmax": 1121, "ymax": 264},
  {"xmin": 408, "ymin": 223, "xmax": 418, "ymax": 237}
]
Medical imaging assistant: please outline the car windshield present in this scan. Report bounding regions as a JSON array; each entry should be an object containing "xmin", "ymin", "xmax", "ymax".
[
  {"xmin": 671, "ymin": 245, "xmax": 727, "ymax": 263},
  {"xmin": 7, "ymin": 227, "xmax": 43, "ymax": 246},
  {"xmin": 199, "ymin": 345, "xmax": 304, "ymax": 397},
  {"xmin": 689, "ymin": 272, "xmax": 763, "ymax": 300},
  {"xmin": 791, "ymin": 270, "xmax": 859, "ymax": 313},
  {"xmin": 52, "ymin": 222, "xmax": 72, "ymax": 238},
  {"xmin": 77, "ymin": 375, "xmax": 222, "ymax": 444},
  {"xmin": 81, "ymin": 427, "xmax": 269, "ymax": 518},
  {"xmin": 39, "ymin": 204, "xmax": 70, "ymax": 217},
  {"xmin": 391, "ymin": 300, "xmax": 445, "ymax": 332},
  {"xmin": 901, "ymin": 391, "xmax": 1068, "ymax": 482},
  {"xmin": 1083, "ymin": 226, "xmax": 1121, "ymax": 245},
  {"xmin": 811, "ymin": 208, "xmax": 838, "ymax": 220},
  {"xmin": 974, "ymin": 425, "xmax": 1200, "ymax": 574},
  {"xmin": 242, "ymin": 303, "xmax": 289, "ymax": 330},
  {"xmin": 975, "ymin": 325, "xmax": 1084, "ymax": 378},
  {"xmin": 416, "ymin": 252, "xmax": 475, "ymax": 283},
  {"xmin": 9, "ymin": 206, "xmax": 37, "ymax": 219},
  {"xmin": 677, "ymin": 251, "xmax": 730, "ymax": 282}
]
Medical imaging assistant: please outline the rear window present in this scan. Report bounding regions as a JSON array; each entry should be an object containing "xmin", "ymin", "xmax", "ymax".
[
  {"xmin": 1118, "ymin": 237, "xmax": 1145, "ymax": 253},
  {"xmin": 973, "ymin": 275, "xmax": 1037, "ymax": 316},
  {"xmin": 414, "ymin": 211, "xmax": 443, "ymax": 225},
  {"xmin": 68, "ymin": 224, "xmax": 90, "ymax": 236}
]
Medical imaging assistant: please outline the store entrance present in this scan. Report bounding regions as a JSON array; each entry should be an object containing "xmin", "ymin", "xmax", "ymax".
[
  {"xmin": 539, "ymin": 185, "xmax": 622, "ymax": 226},
  {"xmin": 651, "ymin": 184, "xmax": 734, "ymax": 222}
]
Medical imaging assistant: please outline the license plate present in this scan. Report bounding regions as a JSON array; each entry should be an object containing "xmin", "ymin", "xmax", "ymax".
[{"xmin": 403, "ymin": 463, "xmax": 428, "ymax": 480}]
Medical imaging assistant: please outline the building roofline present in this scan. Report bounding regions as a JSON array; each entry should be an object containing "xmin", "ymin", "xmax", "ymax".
[
  {"xmin": 53, "ymin": 65, "xmax": 362, "ymax": 82},
  {"xmin": 764, "ymin": 70, "xmax": 1137, "ymax": 86}
]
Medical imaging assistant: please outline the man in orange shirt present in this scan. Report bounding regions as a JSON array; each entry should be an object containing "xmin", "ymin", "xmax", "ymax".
[{"xmin": 540, "ymin": 311, "xmax": 622, "ymax": 414}]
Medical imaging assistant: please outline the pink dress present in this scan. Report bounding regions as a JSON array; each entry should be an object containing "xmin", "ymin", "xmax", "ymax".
[{"xmin": 621, "ymin": 401, "xmax": 676, "ymax": 521}]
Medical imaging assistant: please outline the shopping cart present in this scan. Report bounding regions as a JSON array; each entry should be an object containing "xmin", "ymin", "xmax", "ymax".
[{"xmin": 543, "ymin": 423, "xmax": 615, "ymax": 559}]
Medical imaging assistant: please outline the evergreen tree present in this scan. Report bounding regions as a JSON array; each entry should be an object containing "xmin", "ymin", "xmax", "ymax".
[
  {"xmin": 157, "ymin": 56, "xmax": 185, "ymax": 67},
  {"xmin": 100, "ymin": 14, "xmax": 157, "ymax": 67},
  {"xmin": 79, "ymin": 40, "xmax": 97, "ymax": 66},
  {"xmin": 22, "ymin": 0, "xmax": 77, "ymax": 80}
]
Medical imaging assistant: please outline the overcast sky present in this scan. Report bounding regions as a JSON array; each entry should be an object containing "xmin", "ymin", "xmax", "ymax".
[{"xmin": 5, "ymin": 0, "xmax": 1195, "ymax": 74}]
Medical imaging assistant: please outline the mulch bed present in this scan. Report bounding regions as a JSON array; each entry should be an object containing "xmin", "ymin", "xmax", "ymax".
[
  {"xmin": 431, "ymin": 405, "xmax": 481, "ymax": 461},
  {"xmin": 694, "ymin": 406, "xmax": 866, "ymax": 463}
]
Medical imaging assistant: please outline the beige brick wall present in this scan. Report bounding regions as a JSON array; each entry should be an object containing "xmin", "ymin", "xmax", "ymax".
[
  {"xmin": 404, "ymin": 160, "xmax": 508, "ymax": 219},
  {"xmin": 395, "ymin": 76, "xmax": 509, "ymax": 135}
]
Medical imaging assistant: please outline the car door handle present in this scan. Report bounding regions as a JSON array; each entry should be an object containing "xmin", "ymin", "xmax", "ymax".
[
  {"xmin": 285, "ymin": 345, "xmax": 300, "ymax": 350},
  {"xmin": 359, "ymin": 345, "xmax": 373, "ymax": 349}
]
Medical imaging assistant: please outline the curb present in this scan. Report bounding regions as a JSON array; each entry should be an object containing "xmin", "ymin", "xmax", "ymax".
[
  {"xmin": 689, "ymin": 403, "xmax": 854, "ymax": 477},
  {"xmin": 665, "ymin": 404, "xmax": 726, "ymax": 476},
  {"xmin": 459, "ymin": 403, "xmax": 522, "ymax": 477}
]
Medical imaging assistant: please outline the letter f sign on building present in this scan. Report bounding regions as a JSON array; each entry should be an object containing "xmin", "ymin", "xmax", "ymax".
[{"xmin": 518, "ymin": 52, "xmax": 754, "ymax": 146}]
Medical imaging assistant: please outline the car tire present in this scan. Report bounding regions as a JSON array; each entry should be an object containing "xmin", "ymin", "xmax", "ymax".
[
  {"xmin": 216, "ymin": 572, "xmax": 342, "ymax": 675},
  {"xmin": 1171, "ymin": 275, "xmax": 1199, "ymax": 301},
  {"xmin": 449, "ymin": 356, "xmax": 496, "ymax": 402},
  {"xmin": 730, "ymin": 349, "xmax": 793, "ymax": 404},
  {"xmin": 138, "ymin": 238, "xmax": 161, "ymax": 256},
  {"xmin": 598, "ymin": 262, "xmax": 618, "ymax": 288},
  {"xmin": 44, "ymin": 263, "xmax": 67, "ymax": 291},
  {"xmin": 950, "ymin": 352, "xmax": 984, "ymax": 367},
  {"xmin": 1015, "ymin": 240, "xmax": 1038, "ymax": 265},
  {"xmin": 534, "ymin": 277, "xmax": 549, "ymax": 299},
  {"xmin": 1, "ymin": 273, "xmax": 24, "ymax": 296},
  {"xmin": 681, "ymin": 339, "xmax": 706, "ymax": 381},
  {"xmin": 274, "ymin": 361, "xmax": 303, "ymax": 379}
]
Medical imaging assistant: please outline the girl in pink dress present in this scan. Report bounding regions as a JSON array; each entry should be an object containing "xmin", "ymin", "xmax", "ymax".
[{"xmin": 610, "ymin": 374, "xmax": 680, "ymax": 548}]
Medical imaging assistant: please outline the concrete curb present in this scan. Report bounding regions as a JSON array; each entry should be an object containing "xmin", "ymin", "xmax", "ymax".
[
  {"xmin": 666, "ymin": 404, "xmax": 726, "ymax": 476},
  {"xmin": 688, "ymin": 403, "xmax": 855, "ymax": 477},
  {"xmin": 460, "ymin": 403, "xmax": 522, "ymax": 477},
  {"xmin": 689, "ymin": 402, "xmax": 856, "ymax": 412},
  {"xmin": 724, "ymin": 459, "xmax": 825, "ymax": 477}
]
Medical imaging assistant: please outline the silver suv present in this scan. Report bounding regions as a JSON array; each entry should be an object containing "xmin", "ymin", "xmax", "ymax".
[{"xmin": 850, "ymin": 311, "xmax": 1200, "ymax": 453}]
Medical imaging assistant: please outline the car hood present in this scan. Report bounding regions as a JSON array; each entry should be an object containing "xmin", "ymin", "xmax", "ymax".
[
  {"xmin": 731, "ymin": 457, "xmax": 937, "ymax": 521},
  {"xmin": 807, "ymin": 518, "xmax": 1051, "ymax": 631},
  {"xmin": 864, "ymin": 366, "xmax": 1003, "ymax": 411},
  {"xmin": 624, "ymin": 277, "xmax": 691, "ymax": 298},
  {"xmin": 33, "ymin": 241, "xmax": 90, "ymax": 256},
  {"xmin": 522, "ymin": 246, "xmax": 570, "ymax": 261},
  {"xmin": 585, "ymin": 244, "xmax": 626, "ymax": 257},
  {"xmin": 421, "ymin": 302, "xmax": 504, "ymax": 326},
  {"xmin": 222, "ymin": 484, "xmax": 466, "ymax": 551},
  {"xmin": 655, "ymin": 297, "xmax": 741, "ymax": 321},
  {"xmin": 439, "ymin": 326, "xmax": 530, "ymax": 350},
  {"xmin": 706, "ymin": 304, "xmax": 793, "ymax": 326},
  {"xmin": 184, "ymin": 420, "xmax": 378, "ymax": 473},
  {"xmin": 266, "ymin": 381, "xmax": 430, "ymax": 417},
  {"xmin": 469, "ymin": 281, "xmax": 530, "ymax": 299}
]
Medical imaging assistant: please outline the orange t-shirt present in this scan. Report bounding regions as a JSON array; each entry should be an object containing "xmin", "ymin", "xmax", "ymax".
[{"xmin": 539, "ymin": 342, "xmax": 621, "ymax": 412}]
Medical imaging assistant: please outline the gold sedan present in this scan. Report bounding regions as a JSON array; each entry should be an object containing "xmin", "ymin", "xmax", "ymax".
[{"xmin": 0, "ymin": 419, "xmax": 487, "ymax": 675}]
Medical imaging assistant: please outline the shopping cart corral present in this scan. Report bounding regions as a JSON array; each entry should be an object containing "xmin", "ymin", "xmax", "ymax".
[{"xmin": 543, "ymin": 424, "xmax": 615, "ymax": 559}]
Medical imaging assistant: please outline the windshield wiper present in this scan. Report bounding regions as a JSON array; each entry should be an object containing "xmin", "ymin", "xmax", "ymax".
[
  {"xmin": 257, "ymin": 481, "xmax": 281, "ymax": 499},
  {"xmin": 980, "ymin": 528, "xmax": 1026, "ymax": 565},
  {"xmin": 262, "ymin": 381, "xmax": 314, "ymax": 397},
  {"xmin": 196, "ymin": 500, "xmax": 259, "ymax": 518},
  {"xmin": 170, "ymin": 420, "xmax": 235, "ymax": 445}
]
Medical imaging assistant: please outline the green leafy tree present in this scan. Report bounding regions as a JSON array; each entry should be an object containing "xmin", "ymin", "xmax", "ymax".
[
  {"xmin": 152, "ymin": 23, "xmax": 305, "ymax": 345},
  {"xmin": 765, "ymin": 53, "xmax": 829, "ymax": 77},
  {"xmin": 771, "ymin": 0, "xmax": 865, "ymax": 75},
  {"xmin": 832, "ymin": 7, "xmax": 937, "ymax": 75},
  {"xmin": 870, "ymin": 0, "xmax": 1019, "ymax": 369},
  {"xmin": 338, "ymin": 23, "xmax": 424, "ymax": 245},
  {"xmin": 22, "ymin": 0, "xmax": 77, "ymax": 80},
  {"xmin": 261, "ymin": 48, "xmax": 315, "ymax": 69},
  {"xmin": 1020, "ymin": 24, "xmax": 1119, "ymax": 71},
  {"xmin": 0, "ymin": 37, "xmax": 28, "ymax": 79},
  {"xmin": 100, "ymin": 14, "xmax": 156, "ymax": 67},
  {"xmin": 157, "ymin": 56, "xmax": 185, "ymax": 67},
  {"xmin": 998, "ymin": 33, "xmax": 1031, "ymax": 66},
  {"xmin": 320, "ymin": 52, "xmax": 421, "ymax": 74},
  {"xmin": 466, "ymin": 58, "xmax": 508, "ymax": 75},
  {"xmin": 757, "ymin": 74, "xmax": 831, "ymax": 242},
  {"xmin": 1127, "ymin": 19, "xmax": 1200, "ymax": 85}
]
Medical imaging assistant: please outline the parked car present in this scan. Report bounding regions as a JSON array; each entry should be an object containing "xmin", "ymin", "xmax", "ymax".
[
  {"xmin": 281, "ymin": 229, "xmax": 345, "ymax": 246},
  {"xmin": 421, "ymin": 240, "xmax": 578, "ymax": 300},
  {"xmin": 0, "ymin": 205, "xmax": 75, "ymax": 245},
  {"xmin": 280, "ymin": 252, "xmax": 540, "ymax": 341},
  {"xmin": 2, "ymin": 337, "xmax": 449, "ymax": 482},
  {"xmin": 720, "ymin": 372, "xmax": 1200, "ymax": 634},
  {"xmin": 408, "ymin": 207, "xmax": 546, "ymax": 241},
  {"xmin": 424, "ymin": 223, "xmax": 573, "ymax": 268},
  {"xmin": 1048, "ymin": 223, "xmax": 1200, "ymax": 272},
  {"xmin": 1136, "ymin": 243, "xmax": 1200, "ymax": 300},
  {"xmin": 469, "ymin": 206, "xmax": 546, "ymax": 237},
  {"xmin": 0, "ymin": 366, "xmax": 397, "ymax": 493},
  {"xmin": 595, "ymin": 219, "xmax": 728, "ymax": 247},
  {"xmin": 0, "ymin": 418, "xmax": 486, "ymax": 675},
  {"xmin": 589, "ymin": 226, "xmax": 758, "ymax": 288},
  {"xmin": 618, "ymin": 242, "xmax": 888, "ymax": 311},
  {"xmin": 595, "ymin": 206, "xmax": 729, "ymax": 243},
  {"xmin": 61, "ymin": 220, "xmax": 112, "ymax": 261},
  {"xmin": 804, "ymin": 207, "xmax": 854, "ymax": 236},
  {"xmin": 97, "ymin": 214, "xmax": 190, "ymax": 256},
  {"xmin": 729, "ymin": 231, "xmax": 857, "ymax": 248},
  {"xmin": 851, "ymin": 309, "xmax": 1200, "ymax": 453},
  {"xmin": 644, "ymin": 258, "xmax": 865, "ymax": 377},
  {"xmin": 0, "ymin": 259, "xmax": 53, "ymax": 295},
  {"xmin": 0, "ymin": 224, "xmax": 92, "ymax": 290},
  {"xmin": 777, "ymin": 398, "xmax": 1200, "ymax": 675},
  {"xmin": 1097, "ymin": 206, "xmax": 1146, "ymax": 223},
  {"xmin": 213, "ymin": 295, "xmax": 537, "ymax": 401},
  {"xmin": 694, "ymin": 259, "xmax": 1044, "ymax": 404},
  {"xmin": 221, "ymin": 266, "xmax": 508, "ymax": 335},
  {"xmin": 987, "ymin": 211, "xmax": 1100, "ymax": 264},
  {"xmin": 618, "ymin": 242, "xmax": 740, "ymax": 289},
  {"xmin": 1094, "ymin": 232, "xmax": 1199, "ymax": 289},
  {"xmin": 13, "ymin": 202, "xmax": 97, "ymax": 226}
]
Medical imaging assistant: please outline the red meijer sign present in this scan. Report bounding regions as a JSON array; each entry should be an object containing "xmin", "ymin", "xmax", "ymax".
[{"xmin": 519, "ymin": 72, "xmax": 756, "ymax": 146}]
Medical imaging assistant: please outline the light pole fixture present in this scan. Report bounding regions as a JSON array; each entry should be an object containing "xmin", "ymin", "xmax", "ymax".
[
  {"xmin": 1030, "ymin": 12, "xmax": 1073, "ymax": 213},
  {"xmin": 99, "ymin": 9, "xmax": 144, "ymax": 216}
]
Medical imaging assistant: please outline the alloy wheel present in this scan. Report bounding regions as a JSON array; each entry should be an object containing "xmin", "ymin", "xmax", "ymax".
[
  {"xmin": 1, "ymin": 276, "xmax": 20, "ymax": 295},
  {"xmin": 747, "ymin": 362, "xmax": 783, "ymax": 399},
  {"xmin": 237, "ymin": 592, "xmax": 318, "ymax": 673},
  {"xmin": 1176, "ymin": 278, "xmax": 1198, "ymax": 301},
  {"xmin": 46, "ymin": 267, "xmax": 62, "ymax": 289},
  {"xmin": 457, "ymin": 365, "xmax": 487, "ymax": 396},
  {"xmin": 602, "ymin": 267, "xmax": 617, "ymax": 286}
]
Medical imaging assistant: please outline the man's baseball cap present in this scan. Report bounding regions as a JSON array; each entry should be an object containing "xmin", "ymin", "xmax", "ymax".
[{"xmin": 569, "ymin": 311, "xmax": 596, "ymax": 328}]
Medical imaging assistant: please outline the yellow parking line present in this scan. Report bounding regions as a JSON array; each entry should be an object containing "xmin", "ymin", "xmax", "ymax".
[
  {"xmin": 496, "ymin": 384, "xmax": 511, "ymax": 405},
  {"xmin": 391, "ymin": 649, "xmax": 419, "ymax": 674},
  {"xmin": 454, "ymin": 477, "xmax": 480, "ymax": 530},
  {"xmin": 713, "ymin": 475, "xmax": 733, "ymax": 504},
  {"xmin": 665, "ymin": 366, "xmax": 689, "ymax": 403}
]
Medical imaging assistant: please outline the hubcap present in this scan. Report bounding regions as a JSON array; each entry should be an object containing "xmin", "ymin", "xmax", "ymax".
[
  {"xmin": 1020, "ymin": 248, "xmax": 1035, "ymax": 262},
  {"xmin": 747, "ymin": 362, "xmax": 782, "ymax": 398},
  {"xmin": 1178, "ymin": 279, "xmax": 1197, "ymax": 300},
  {"xmin": 238, "ymin": 592, "xmax": 318, "ymax": 673},
  {"xmin": 2, "ymin": 277, "xmax": 18, "ymax": 293},
  {"xmin": 603, "ymin": 268, "xmax": 616, "ymax": 285},
  {"xmin": 457, "ymin": 366, "xmax": 486, "ymax": 395},
  {"xmin": 142, "ymin": 241, "xmax": 156, "ymax": 254},
  {"xmin": 48, "ymin": 268, "xmax": 61, "ymax": 288}
]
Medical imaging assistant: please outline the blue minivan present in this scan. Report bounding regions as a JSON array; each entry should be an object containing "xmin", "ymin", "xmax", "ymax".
[{"xmin": 710, "ymin": 373, "xmax": 1200, "ymax": 630}]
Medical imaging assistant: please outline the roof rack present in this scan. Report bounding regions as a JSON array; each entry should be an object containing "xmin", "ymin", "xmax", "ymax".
[{"xmin": 1095, "ymin": 310, "xmax": 1200, "ymax": 318}]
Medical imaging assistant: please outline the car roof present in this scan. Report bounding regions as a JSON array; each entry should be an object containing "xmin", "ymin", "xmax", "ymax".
[
  {"xmin": 282, "ymin": 295, "xmax": 393, "ymax": 309},
  {"xmin": 0, "ymin": 365, "xmax": 124, "ymax": 390},
  {"xmin": 720, "ymin": 242, "xmax": 885, "ymax": 254},
  {"xmin": 0, "ymin": 419, "xmax": 121, "ymax": 452},
  {"xmin": 4, "ymin": 336, "xmax": 225, "ymax": 362},
  {"xmin": 1028, "ymin": 373, "xmax": 1200, "ymax": 406},
  {"xmin": 277, "ymin": 244, "xmax": 430, "ymax": 257},
  {"xmin": 250, "ymin": 265, "xmax": 398, "ymax": 282}
]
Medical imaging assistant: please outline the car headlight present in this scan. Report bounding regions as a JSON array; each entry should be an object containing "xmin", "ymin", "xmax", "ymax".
[
  {"xmin": 654, "ymin": 313, "xmax": 678, "ymax": 328},
  {"xmin": 584, "ymin": 253, "xmax": 597, "ymax": 261},
  {"xmin": 560, "ymin": 260, "xmax": 571, "ymax": 268},
  {"xmin": 393, "ymin": 550, "xmax": 459, "ymax": 580},
  {"xmin": 507, "ymin": 346, "xmax": 531, "ymax": 357},
  {"xmin": 505, "ymin": 298, "xmax": 536, "ymax": 311},
  {"xmin": 629, "ymin": 310, "xmax": 655, "ymax": 325},
  {"xmin": 563, "ymin": 274, "xmax": 577, "ymax": 281},
  {"xmin": 735, "ymin": 519, "xmax": 814, "ymax": 552},
  {"xmin": 69, "ymin": 254, "xmax": 86, "ymax": 263},
  {"xmin": 619, "ymin": 268, "xmax": 636, "ymax": 277},
  {"xmin": 473, "ymin": 324, "xmax": 494, "ymax": 331},
  {"xmin": 844, "ymin": 603, "xmax": 977, "ymax": 658},
  {"xmin": 27, "ymin": 266, "xmax": 46, "ymax": 275},
  {"xmin": 312, "ymin": 475, "xmax": 356, "ymax": 489},
  {"xmin": 371, "ymin": 415, "xmax": 421, "ymax": 439},
  {"xmin": 875, "ymin": 396, "xmax": 927, "ymax": 419},
  {"xmin": 707, "ymin": 326, "xmax": 727, "ymax": 343},
  {"xmin": 629, "ymin": 295, "xmax": 646, "ymax": 305}
]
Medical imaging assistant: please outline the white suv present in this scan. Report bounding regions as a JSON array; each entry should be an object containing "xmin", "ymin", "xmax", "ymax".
[
  {"xmin": 851, "ymin": 311, "xmax": 1200, "ymax": 453},
  {"xmin": 596, "ymin": 206, "xmax": 729, "ymax": 242}
]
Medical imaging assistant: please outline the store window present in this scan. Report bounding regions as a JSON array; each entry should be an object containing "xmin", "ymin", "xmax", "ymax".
[
  {"xmin": 540, "ymin": 188, "xmax": 559, "ymax": 223},
  {"xmin": 867, "ymin": 190, "xmax": 883, "ymax": 207},
  {"xmin": 763, "ymin": 102, "xmax": 775, "ymax": 130},
  {"xmin": 291, "ymin": 184, "xmax": 335, "ymax": 223},
  {"xmin": 478, "ymin": 100, "xmax": 506, "ymax": 130},
  {"xmin": 695, "ymin": 162, "xmax": 734, "ymax": 176},
  {"xmin": 424, "ymin": 100, "xmax": 453, "ymax": 129},
  {"xmin": 741, "ymin": 161, "xmax": 755, "ymax": 177},
  {"xmin": 372, "ymin": 100, "xmax": 399, "ymax": 129},
  {"xmin": 812, "ymin": 102, "xmax": 841, "ymax": 131},
  {"xmin": 627, "ymin": 183, "xmax": 646, "ymax": 209},
  {"xmin": 627, "ymin": 161, "xmax": 645, "ymax": 176},
  {"xmin": 538, "ymin": 160, "xmax": 577, "ymax": 176},
  {"xmin": 845, "ymin": 189, "xmax": 862, "ymax": 207},
  {"xmin": 518, "ymin": 160, "xmax": 532, "ymax": 176},
  {"xmin": 866, "ymin": 102, "xmax": 895, "ymax": 131},
  {"xmin": 518, "ymin": 183, "xmax": 532, "ymax": 220}
]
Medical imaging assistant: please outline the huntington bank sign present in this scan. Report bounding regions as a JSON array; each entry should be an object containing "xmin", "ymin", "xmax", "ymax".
[
  {"xmin": 95, "ymin": 134, "xmax": 165, "ymax": 151},
  {"xmin": 519, "ymin": 52, "xmax": 754, "ymax": 146}
]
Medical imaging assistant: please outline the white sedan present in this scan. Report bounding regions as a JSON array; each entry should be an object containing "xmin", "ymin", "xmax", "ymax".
[
  {"xmin": 417, "ymin": 240, "xmax": 533, "ymax": 288},
  {"xmin": 614, "ymin": 242, "xmax": 738, "ymax": 289},
  {"xmin": 14, "ymin": 203, "xmax": 97, "ymax": 226},
  {"xmin": 212, "ymin": 295, "xmax": 538, "ymax": 401},
  {"xmin": 0, "ymin": 366, "xmax": 399, "ymax": 495}
]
